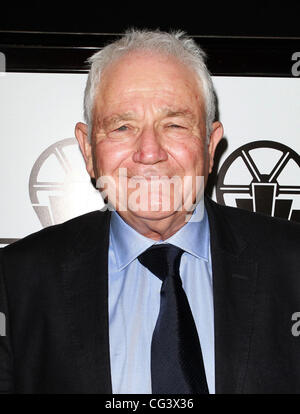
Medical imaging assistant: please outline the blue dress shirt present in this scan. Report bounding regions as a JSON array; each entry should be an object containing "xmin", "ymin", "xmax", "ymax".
[{"xmin": 108, "ymin": 202, "xmax": 215, "ymax": 394}]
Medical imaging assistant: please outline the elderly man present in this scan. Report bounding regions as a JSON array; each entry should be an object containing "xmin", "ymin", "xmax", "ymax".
[{"xmin": 0, "ymin": 30, "xmax": 300, "ymax": 394}]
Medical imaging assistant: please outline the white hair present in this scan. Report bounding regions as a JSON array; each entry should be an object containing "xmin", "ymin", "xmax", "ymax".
[{"xmin": 83, "ymin": 29, "xmax": 216, "ymax": 140}]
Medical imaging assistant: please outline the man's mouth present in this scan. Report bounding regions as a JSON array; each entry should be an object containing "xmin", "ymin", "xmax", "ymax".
[{"xmin": 127, "ymin": 175, "xmax": 172, "ymax": 180}]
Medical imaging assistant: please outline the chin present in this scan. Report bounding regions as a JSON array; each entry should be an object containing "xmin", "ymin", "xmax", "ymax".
[{"xmin": 128, "ymin": 208, "xmax": 178, "ymax": 221}]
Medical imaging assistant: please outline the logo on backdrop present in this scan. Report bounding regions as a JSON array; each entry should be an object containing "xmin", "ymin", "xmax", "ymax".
[
  {"xmin": 216, "ymin": 140, "xmax": 300, "ymax": 222},
  {"xmin": 29, "ymin": 138, "xmax": 101, "ymax": 228}
]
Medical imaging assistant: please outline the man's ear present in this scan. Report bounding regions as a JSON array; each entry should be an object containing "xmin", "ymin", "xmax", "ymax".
[
  {"xmin": 75, "ymin": 122, "xmax": 95, "ymax": 178},
  {"xmin": 208, "ymin": 121, "xmax": 223, "ymax": 174}
]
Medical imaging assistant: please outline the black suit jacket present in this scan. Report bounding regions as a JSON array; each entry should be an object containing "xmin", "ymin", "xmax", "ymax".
[{"xmin": 1, "ymin": 197, "xmax": 300, "ymax": 394}]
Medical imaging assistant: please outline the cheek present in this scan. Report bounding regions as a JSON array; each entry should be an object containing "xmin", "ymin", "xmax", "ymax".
[
  {"xmin": 171, "ymin": 139, "xmax": 207, "ymax": 174},
  {"xmin": 93, "ymin": 141, "xmax": 132, "ymax": 176}
]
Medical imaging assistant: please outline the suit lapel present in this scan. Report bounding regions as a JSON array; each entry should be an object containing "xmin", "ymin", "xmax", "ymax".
[
  {"xmin": 205, "ymin": 197, "xmax": 258, "ymax": 393},
  {"xmin": 60, "ymin": 209, "xmax": 112, "ymax": 393},
  {"xmin": 211, "ymin": 249, "xmax": 258, "ymax": 393}
]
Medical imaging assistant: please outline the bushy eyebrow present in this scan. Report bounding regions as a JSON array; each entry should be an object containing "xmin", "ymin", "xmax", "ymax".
[
  {"xmin": 102, "ymin": 112, "xmax": 136, "ymax": 129},
  {"xmin": 102, "ymin": 107, "xmax": 195, "ymax": 129},
  {"xmin": 161, "ymin": 108, "xmax": 195, "ymax": 120}
]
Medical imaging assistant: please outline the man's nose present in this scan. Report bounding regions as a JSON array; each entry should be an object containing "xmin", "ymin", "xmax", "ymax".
[{"xmin": 132, "ymin": 126, "xmax": 168, "ymax": 164}]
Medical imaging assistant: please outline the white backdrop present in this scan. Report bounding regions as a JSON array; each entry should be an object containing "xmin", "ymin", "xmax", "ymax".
[{"xmin": 0, "ymin": 73, "xmax": 299, "ymax": 245}]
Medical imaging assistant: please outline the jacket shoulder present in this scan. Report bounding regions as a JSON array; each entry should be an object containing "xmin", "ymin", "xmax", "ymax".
[
  {"xmin": 205, "ymin": 197, "xmax": 300, "ymax": 253},
  {"xmin": 2, "ymin": 209, "xmax": 111, "ymax": 266}
]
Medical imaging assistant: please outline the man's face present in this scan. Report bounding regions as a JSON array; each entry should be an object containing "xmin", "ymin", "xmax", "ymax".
[{"xmin": 76, "ymin": 51, "xmax": 222, "ymax": 224}]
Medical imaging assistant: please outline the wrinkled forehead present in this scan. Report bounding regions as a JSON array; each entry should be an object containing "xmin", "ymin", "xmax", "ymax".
[
  {"xmin": 97, "ymin": 50, "xmax": 203, "ymax": 100},
  {"xmin": 92, "ymin": 51, "xmax": 205, "ymax": 122}
]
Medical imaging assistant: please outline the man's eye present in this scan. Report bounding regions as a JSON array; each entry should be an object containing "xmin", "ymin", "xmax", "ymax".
[
  {"xmin": 115, "ymin": 125, "xmax": 128, "ymax": 132},
  {"xmin": 168, "ymin": 124, "xmax": 185, "ymax": 129}
]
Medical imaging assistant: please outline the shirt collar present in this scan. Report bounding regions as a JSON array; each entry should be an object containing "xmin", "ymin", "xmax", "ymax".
[{"xmin": 110, "ymin": 201, "xmax": 210, "ymax": 271}]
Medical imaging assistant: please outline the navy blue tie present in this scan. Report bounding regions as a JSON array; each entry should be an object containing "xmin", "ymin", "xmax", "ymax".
[{"xmin": 138, "ymin": 243, "xmax": 209, "ymax": 394}]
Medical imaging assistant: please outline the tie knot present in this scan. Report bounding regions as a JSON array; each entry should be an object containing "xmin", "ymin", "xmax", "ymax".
[{"xmin": 138, "ymin": 243, "xmax": 184, "ymax": 281}]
